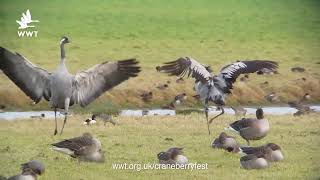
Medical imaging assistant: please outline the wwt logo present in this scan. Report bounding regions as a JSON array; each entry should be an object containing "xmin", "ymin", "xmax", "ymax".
[{"xmin": 16, "ymin": 9, "xmax": 39, "ymax": 37}]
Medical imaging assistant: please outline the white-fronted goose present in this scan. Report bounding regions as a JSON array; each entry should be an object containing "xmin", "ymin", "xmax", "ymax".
[
  {"xmin": 174, "ymin": 93, "xmax": 187, "ymax": 104},
  {"xmin": 265, "ymin": 92, "xmax": 279, "ymax": 102},
  {"xmin": 240, "ymin": 143, "xmax": 284, "ymax": 162},
  {"xmin": 83, "ymin": 115, "xmax": 97, "ymax": 125},
  {"xmin": 240, "ymin": 152, "xmax": 269, "ymax": 170},
  {"xmin": 140, "ymin": 91, "xmax": 153, "ymax": 102},
  {"xmin": 52, "ymin": 132, "xmax": 105, "ymax": 163},
  {"xmin": 157, "ymin": 147, "xmax": 188, "ymax": 165},
  {"xmin": 96, "ymin": 113, "xmax": 116, "ymax": 126},
  {"xmin": 226, "ymin": 108, "xmax": 269, "ymax": 145},
  {"xmin": 8, "ymin": 160, "xmax": 45, "ymax": 180},
  {"xmin": 291, "ymin": 67, "xmax": 305, "ymax": 72},
  {"xmin": 212, "ymin": 132, "xmax": 240, "ymax": 153}
]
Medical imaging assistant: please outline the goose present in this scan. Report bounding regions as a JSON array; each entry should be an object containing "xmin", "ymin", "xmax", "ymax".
[
  {"xmin": 0, "ymin": 36, "xmax": 140, "ymax": 135},
  {"xmin": 157, "ymin": 147, "xmax": 188, "ymax": 165},
  {"xmin": 291, "ymin": 67, "xmax": 305, "ymax": 72},
  {"xmin": 240, "ymin": 152, "xmax": 269, "ymax": 170},
  {"xmin": 265, "ymin": 92, "xmax": 279, "ymax": 102},
  {"xmin": 288, "ymin": 101, "xmax": 315, "ymax": 116},
  {"xmin": 157, "ymin": 57, "xmax": 278, "ymax": 134},
  {"xmin": 225, "ymin": 108, "xmax": 269, "ymax": 145},
  {"xmin": 156, "ymin": 83, "xmax": 169, "ymax": 90},
  {"xmin": 8, "ymin": 160, "xmax": 45, "ymax": 180},
  {"xmin": 83, "ymin": 114, "xmax": 97, "ymax": 125},
  {"xmin": 96, "ymin": 113, "xmax": 116, "ymax": 126},
  {"xmin": 240, "ymin": 143, "xmax": 284, "ymax": 162},
  {"xmin": 140, "ymin": 91, "xmax": 153, "ymax": 102},
  {"xmin": 51, "ymin": 132, "xmax": 105, "ymax": 163},
  {"xmin": 174, "ymin": 93, "xmax": 187, "ymax": 104},
  {"xmin": 212, "ymin": 132, "xmax": 240, "ymax": 153},
  {"xmin": 161, "ymin": 101, "xmax": 176, "ymax": 110}
]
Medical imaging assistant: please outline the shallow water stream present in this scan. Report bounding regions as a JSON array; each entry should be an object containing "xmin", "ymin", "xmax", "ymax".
[{"xmin": 0, "ymin": 105, "xmax": 319, "ymax": 121}]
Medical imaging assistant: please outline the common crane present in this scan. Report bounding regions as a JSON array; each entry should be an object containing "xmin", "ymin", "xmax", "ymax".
[
  {"xmin": 157, "ymin": 57, "xmax": 278, "ymax": 134},
  {"xmin": 0, "ymin": 36, "xmax": 140, "ymax": 135}
]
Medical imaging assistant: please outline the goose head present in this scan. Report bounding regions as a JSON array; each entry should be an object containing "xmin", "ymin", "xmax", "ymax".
[
  {"xmin": 21, "ymin": 160, "xmax": 45, "ymax": 176},
  {"xmin": 256, "ymin": 108, "xmax": 264, "ymax": 119}
]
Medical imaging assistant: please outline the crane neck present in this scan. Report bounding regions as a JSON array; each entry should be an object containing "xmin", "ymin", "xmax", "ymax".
[{"xmin": 60, "ymin": 43, "xmax": 66, "ymax": 62}]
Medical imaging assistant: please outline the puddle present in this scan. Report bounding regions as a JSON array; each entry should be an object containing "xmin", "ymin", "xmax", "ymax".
[{"xmin": 0, "ymin": 105, "xmax": 319, "ymax": 121}]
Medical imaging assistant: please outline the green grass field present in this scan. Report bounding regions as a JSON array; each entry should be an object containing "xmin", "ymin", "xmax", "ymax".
[
  {"xmin": 0, "ymin": 1, "xmax": 320, "ymax": 179},
  {"xmin": 0, "ymin": 0, "xmax": 320, "ymax": 111},
  {"xmin": 0, "ymin": 114, "xmax": 319, "ymax": 179}
]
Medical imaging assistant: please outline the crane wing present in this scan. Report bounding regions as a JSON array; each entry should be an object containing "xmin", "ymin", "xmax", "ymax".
[
  {"xmin": 72, "ymin": 59, "xmax": 140, "ymax": 107},
  {"xmin": 157, "ymin": 57, "xmax": 211, "ymax": 83},
  {"xmin": 0, "ymin": 47, "xmax": 51, "ymax": 103},
  {"xmin": 218, "ymin": 60, "xmax": 278, "ymax": 92}
]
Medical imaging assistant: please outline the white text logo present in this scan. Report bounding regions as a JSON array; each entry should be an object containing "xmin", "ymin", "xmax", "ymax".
[{"xmin": 16, "ymin": 9, "xmax": 39, "ymax": 37}]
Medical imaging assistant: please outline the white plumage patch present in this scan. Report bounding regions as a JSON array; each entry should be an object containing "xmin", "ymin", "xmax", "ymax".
[
  {"xmin": 222, "ymin": 62, "xmax": 247, "ymax": 78},
  {"xmin": 52, "ymin": 147, "xmax": 75, "ymax": 156},
  {"xmin": 224, "ymin": 126, "xmax": 240, "ymax": 134}
]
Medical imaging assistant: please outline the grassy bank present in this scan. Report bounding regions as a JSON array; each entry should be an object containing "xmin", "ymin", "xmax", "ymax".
[
  {"xmin": 0, "ymin": 0, "xmax": 320, "ymax": 111},
  {"xmin": 0, "ymin": 113, "xmax": 319, "ymax": 179}
]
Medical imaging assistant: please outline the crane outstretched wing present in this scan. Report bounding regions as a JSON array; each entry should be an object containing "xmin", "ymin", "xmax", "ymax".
[
  {"xmin": 218, "ymin": 60, "xmax": 278, "ymax": 92},
  {"xmin": 157, "ymin": 57, "xmax": 211, "ymax": 83},
  {"xmin": 0, "ymin": 47, "xmax": 51, "ymax": 103},
  {"xmin": 72, "ymin": 59, "xmax": 140, "ymax": 107}
]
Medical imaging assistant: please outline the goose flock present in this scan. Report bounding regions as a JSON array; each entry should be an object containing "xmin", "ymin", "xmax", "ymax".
[{"xmin": 0, "ymin": 36, "xmax": 315, "ymax": 178}]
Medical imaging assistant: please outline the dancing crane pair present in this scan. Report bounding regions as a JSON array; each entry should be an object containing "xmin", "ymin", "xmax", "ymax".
[{"xmin": 0, "ymin": 36, "xmax": 278, "ymax": 135}]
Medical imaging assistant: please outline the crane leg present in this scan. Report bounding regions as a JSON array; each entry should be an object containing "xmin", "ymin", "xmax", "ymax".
[
  {"xmin": 204, "ymin": 99, "xmax": 211, "ymax": 135},
  {"xmin": 209, "ymin": 106, "xmax": 224, "ymax": 124},
  {"xmin": 60, "ymin": 98, "xmax": 70, "ymax": 135},
  {"xmin": 54, "ymin": 108, "xmax": 58, "ymax": 135},
  {"xmin": 246, "ymin": 139, "xmax": 250, "ymax": 146},
  {"xmin": 205, "ymin": 107, "xmax": 211, "ymax": 135}
]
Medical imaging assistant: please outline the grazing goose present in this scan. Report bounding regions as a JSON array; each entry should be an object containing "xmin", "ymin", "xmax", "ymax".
[
  {"xmin": 239, "ymin": 74, "xmax": 249, "ymax": 82},
  {"xmin": 51, "ymin": 132, "xmax": 105, "ymax": 163},
  {"xmin": 140, "ymin": 91, "xmax": 153, "ymax": 102},
  {"xmin": 265, "ymin": 92, "xmax": 279, "ymax": 102},
  {"xmin": 240, "ymin": 143, "xmax": 284, "ymax": 162},
  {"xmin": 161, "ymin": 101, "xmax": 176, "ymax": 110},
  {"xmin": 212, "ymin": 132, "xmax": 240, "ymax": 153},
  {"xmin": 8, "ymin": 160, "xmax": 45, "ymax": 180},
  {"xmin": 83, "ymin": 114, "xmax": 97, "ymax": 125},
  {"xmin": 257, "ymin": 68, "xmax": 278, "ymax": 75},
  {"xmin": 157, "ymin": 57, "xmax": 278, "ymax": 134},
  {"xmin": 96, "ymin": 113, "xmax": 116, "ymax": 126},
  {"xmin": 0, "ymin": 37, "xmax": 140, "ymax": 135},
  {"xmin": 288, "ymin": 101, "xmax": 315, "ymax": 116},
  {"xmin": 174, "ymin": 93, "xmax": 187, "ymax": 104},
  {"xmin": 156, "ymin": 83, "xmax": 169, "ymax": 90},
  {"xmin": 240, "ymin": 152, "xmax": 269, "ymax": 170},
  {"xmin": 157, "ymin": 147, "xmax": 188, "ymax": 165},
  {"xmin": 225, "ymin": 108, "xmax": 269, "ymax": 145},
  {"xmin": 231, "ymin": 106, "xmax": 247, "ymax": 117},
  {"xmin": 291, "ymin": 67, "xmax": 305, "ymax": 72}
]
